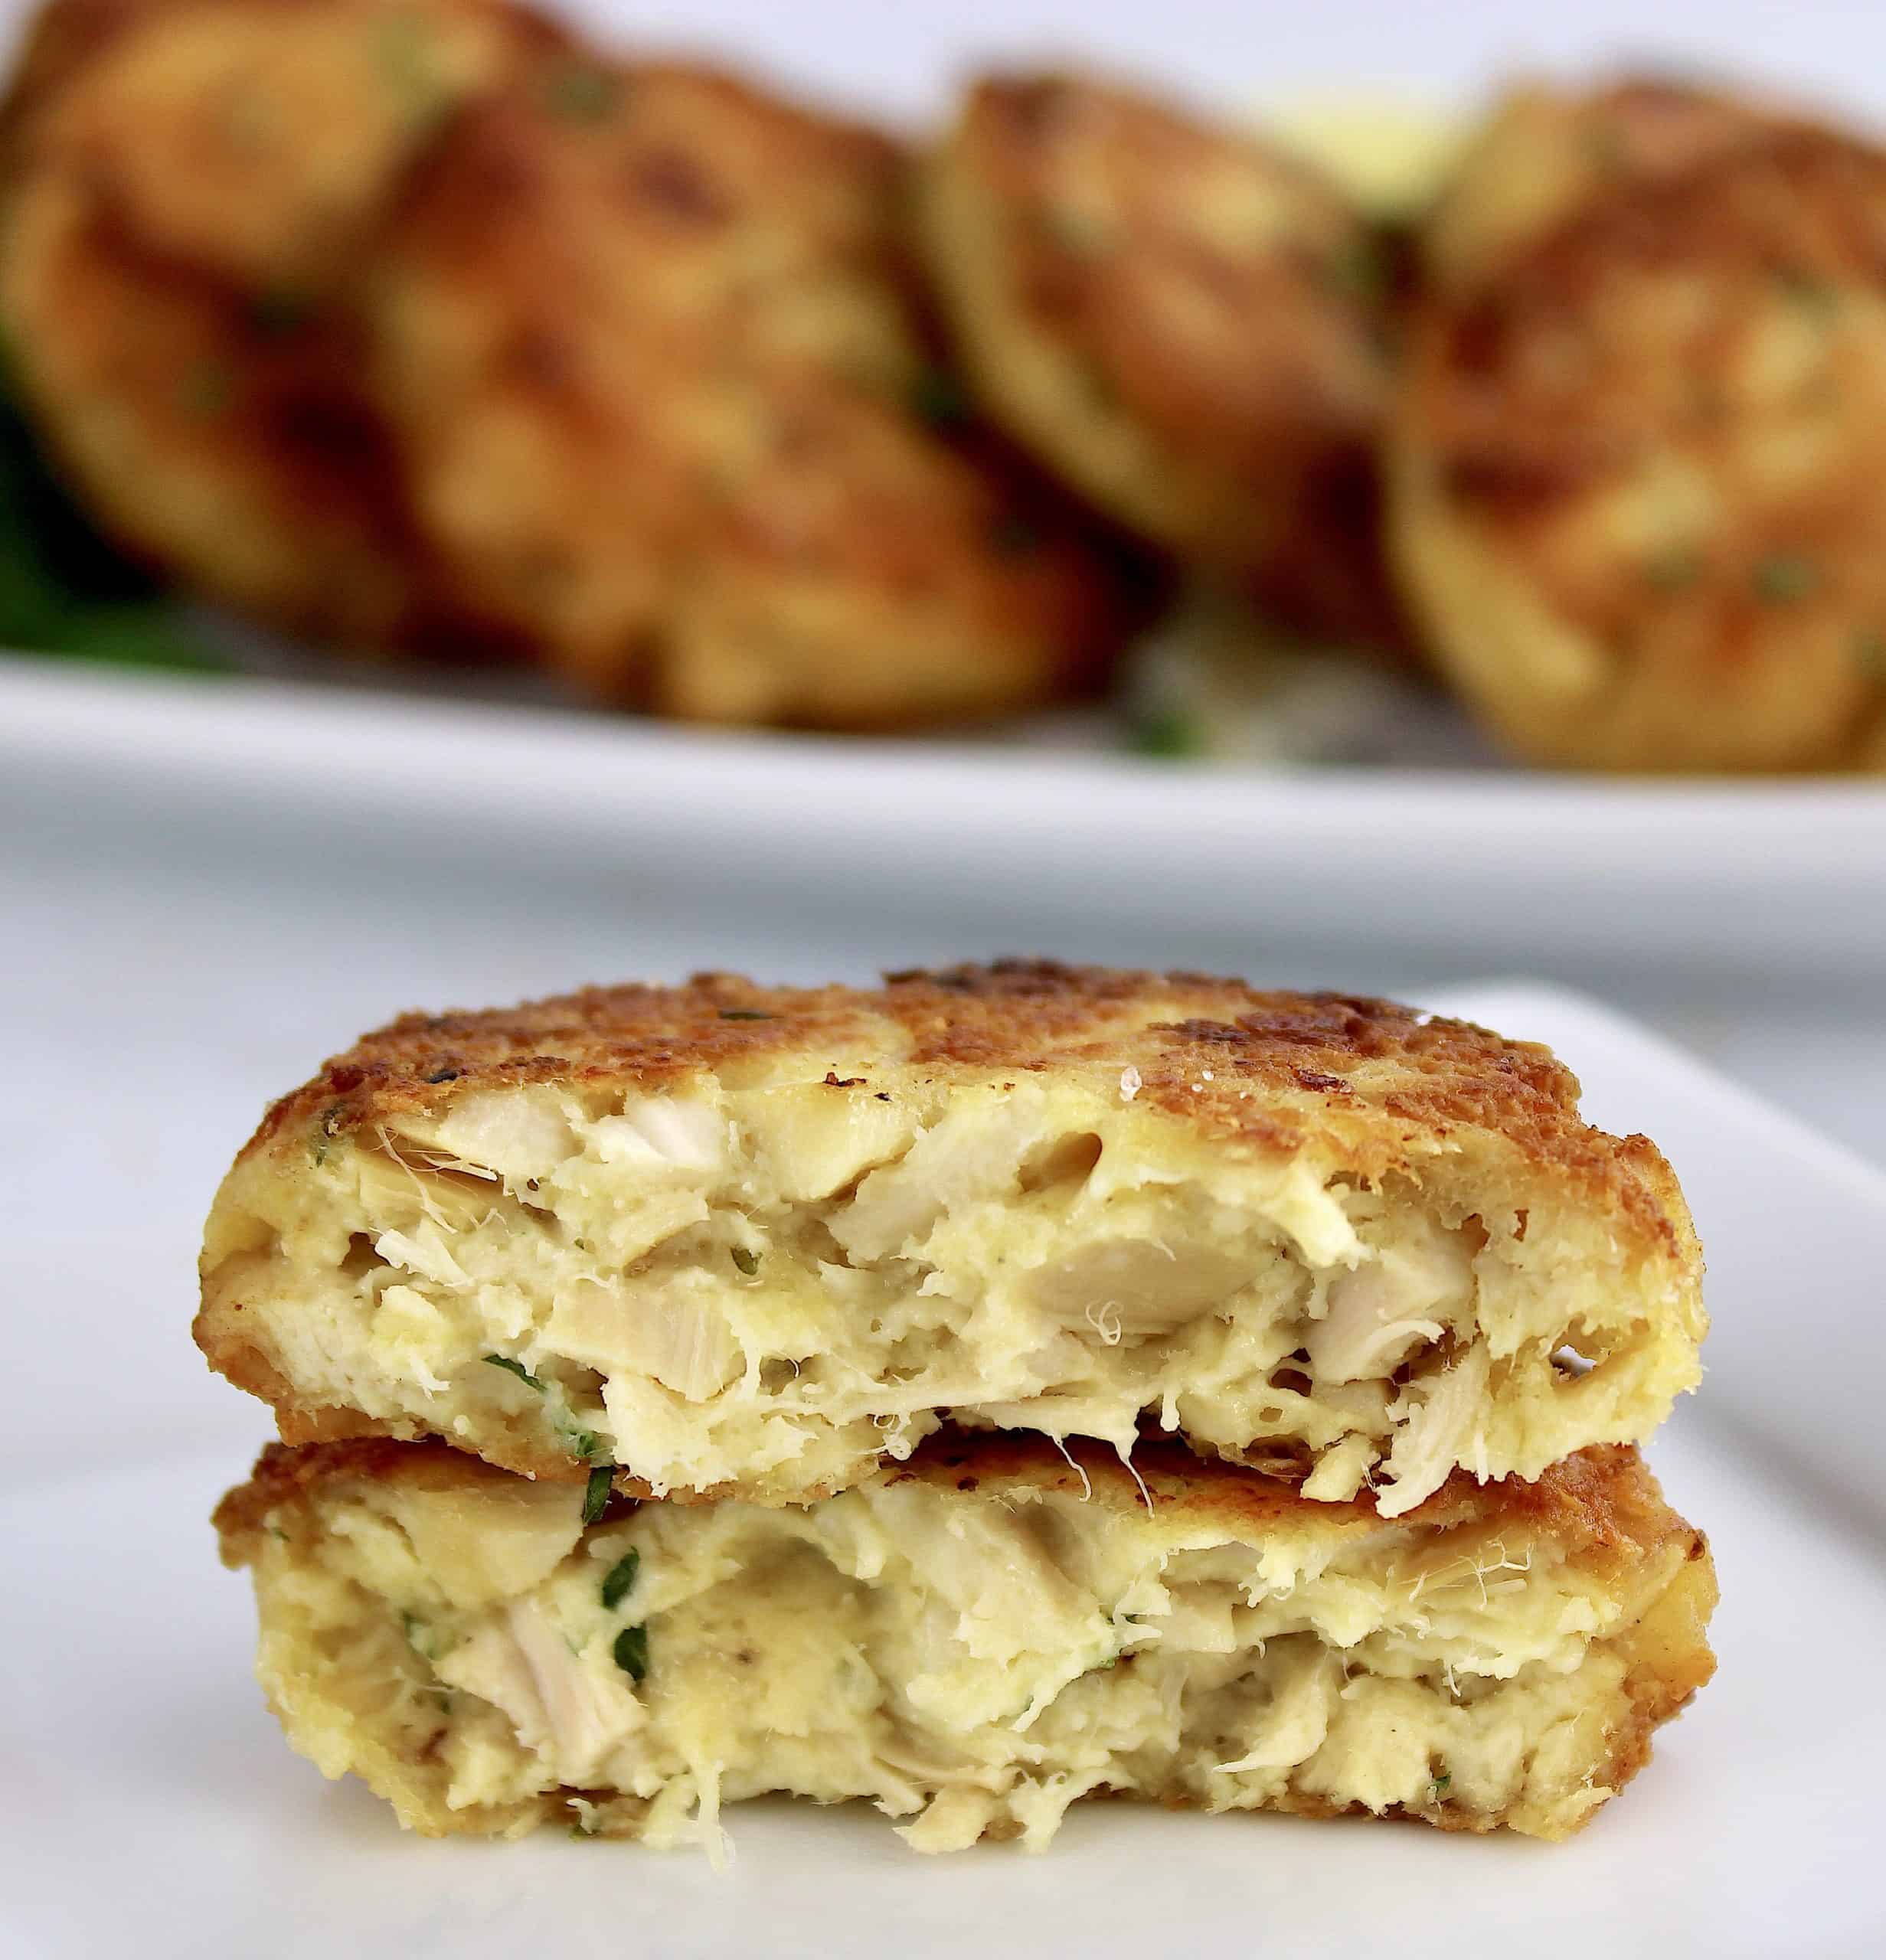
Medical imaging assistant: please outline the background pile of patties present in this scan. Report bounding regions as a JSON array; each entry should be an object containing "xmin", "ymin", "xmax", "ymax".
[{"xmin": 5, "ymin": 0, "xmax": 1886, "ymax": 770}]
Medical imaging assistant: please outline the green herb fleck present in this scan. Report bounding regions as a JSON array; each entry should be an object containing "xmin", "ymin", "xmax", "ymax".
[
  {"xmin": 1775, "ymin": 266, "xmax": 1840, "ymax": 318},
  {"xmin": 730, "ymin": 1245, "xmax": 760, "ymax": 1278},
  {"xmin": 1855, "ymin": 629, "xmax": 1886, "ymax": 682},
  {"xmin": 247, "ymin": 287, "xmax": 312, "ymax": 338},
  {"xmin": 582, "ymin": 1465, "xmax": 613, "ymax": 1525},
  {"xmin": 400, "ymin": 1611, "xmax": 436, "ymax": 1661},
  {"xmin": 1753, "ymin": 553, "xmax": 1818, "ymax": 603},
  {"xmin": 1038, "ymin": 204, "xmax": 1110, "ymax": 256},
  {"xmin": 373, "ymin": 11, "xmax": 448, "ymax": 130},
  {"xmin": 1126, "ymin": 705, "xmax": 1205, "ymax": 759},
  {"xmin": 613, "ymin": 1624, "xmax": 650, "ymax": 1682},
  {"xmin": 178, "ymin": 359, "xmax": 233, "ymax": 417},
  {"xmin": 989, "ymin": 513, "xmax": 1041, "ymax": 558},
  {"xmin": 543, "ymin": 60, "xmax": 620, "ymax": 124},
  {"xmin": 1584, "ymin": 120, "xmax": 1626, "ymax": 174},
  {"xmin": 1642, "ymin": 546, "xmax": 1702, "ymax": 592},
  {"xmin": 600, "ymin": 1549, "xmax": 641, "ymax": 1612},
  {"xmin": 717, "ymin": 1008, "xmax": 773, "ymax": 1021},
  {"xmin": 483, "ymin": 1353, "xmax": 545, "ymax": 1392},
  {"xmin": 564, "ymin": 1426, "xmax": 601, "ymax": 1462},
  {"xmin": 1323, "ymin": 231, "xmax": 1387, "ymax": 306},
  {"xmin": 909, "ymin": 364, "xmax": 969, "ymax": 432},
  {"xmin": 1430, "ymin": 1772, "xmax": 1453, "ymax": 1800}
]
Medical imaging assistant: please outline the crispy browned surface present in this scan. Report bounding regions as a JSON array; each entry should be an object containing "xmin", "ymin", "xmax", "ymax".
[
  {"xmin": 1395, "ymin": 80, "xmax": 1886, "ymax": 771},
  {"xmin": 369, "ymin": 54, "xmax": 1122, "ymax": 724},
  {"xmin": 230, "ymin": 959, "xmax": 1689, "ymax": 1259},
  {"xmin": 2, "ymin": 187, "xmax": 449, "ymax": 642},
  {"xmin": 217, "ymin": 1426, "xmax": 1701, "ymax": 1581},
  {"xmin": 0, "ymin": 0, "xmax": 534, "ymax": 645},
  {"xmin": 923, "ymin": 72, "xmax": 1402, "ymax": 650},
  {"xmin": 0, "ymin": 0, "xmax": 1124, "ymax": 725}
]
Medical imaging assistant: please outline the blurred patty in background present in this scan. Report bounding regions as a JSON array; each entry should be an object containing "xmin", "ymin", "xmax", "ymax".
[
  {"xmin": 0, "ymin": 0, "xmax": 1131, "ymax": 726},
  {"xmin": 1, "ymin": 0, "xmax": 1884, "ymax": 766}
]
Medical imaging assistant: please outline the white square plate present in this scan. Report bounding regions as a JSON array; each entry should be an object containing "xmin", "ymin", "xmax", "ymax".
[{"xmin": 3, "ymin": 982, "xmax": 1883, "ymax": 1959}]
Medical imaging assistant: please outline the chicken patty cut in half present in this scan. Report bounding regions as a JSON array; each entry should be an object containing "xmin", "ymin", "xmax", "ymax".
[
  {"xmin": 919, "ymin": 73, "xmax": 1401, "ymax": 651},
  {"xmin": 197, "ymin": 964, "xmax": 1705, "ymax": 1517},
  {"xmin": 214, "ymin": 1431, "xmax": 1716, "ymax": 1851},
  {"xmin": 1391, "ymin": 78, "xmax": 1886, "ymax": 772}
]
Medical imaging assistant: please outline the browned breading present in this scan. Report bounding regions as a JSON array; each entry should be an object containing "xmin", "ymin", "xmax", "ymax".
[
  {"xmin": 197, "ymin": 962, "xmax": 1704, "ymax": 1507},
  {"xmin": 0, "ymin": 0, "xmax": 1124, "ymax": 725},
  {"xmin": 216, "ymin": 1426, "xmax": 1703, "ymax": 1582},
  {"xmin": 1393, "ymin": 78, "xmax": 1886, "ymax": 771},
  {"xmin": 368, "ymin": 53, "xmax": 1123, "ymax": 724},
  {"xmin": 227, "ymin": 961, "xmax": 1691, "ymax": 1255},
  {"xmin": 0, "ymin": 0, "xmax": 534, "ymax": 645},
  {"xmin": 920, "ymin": 72, "xmax": 1403, "ymax": 650}
]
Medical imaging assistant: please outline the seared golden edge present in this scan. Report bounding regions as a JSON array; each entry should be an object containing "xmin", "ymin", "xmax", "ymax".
[
  {"xmin": 216, "ymin": 1432, "xmax": 1717, "ymax": 1850},
  {"xmin": 198, "ymin": 962, "xmax": 1705, "ymax": 1511},
  {"xmin": 919, "ymin": 71, "xmax": 1402, "ymax": 649},
  {"xmin": 0, "ymin": 0, "xmax": 1124, "ymax": 724},
  {"xmin": 1392, "ymin": 77, "xmax": 1886, "ymax": 772}
]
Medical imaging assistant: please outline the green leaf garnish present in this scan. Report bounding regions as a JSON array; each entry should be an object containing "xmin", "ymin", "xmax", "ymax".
[
  {"xmin": 582, "ymin": 1465, "xmax": 613, "ymax": 1525},
  {"xmin": 909, "ymin": 365, "xmax": 969, "ymax": 433},
  {"xmin": 247, "ymin": 287, "xmax": 312, "ymax": 338},
  {"xmin": 483, "ymin": 1354, "xmax": 545, "ymax": 1392},
  {"xmin": 1323, "ymin": 231, "xmax": 1387, "ymax": 306},
  {"xmin": 1126, "ymin": 706, "xmax": 1205, "ymax": 759},
  {"xmin": 989, "ymin": 513, "xmax": 1041, "ymax": 558},
  {"xmin": 613, "ymin": 1624, "xmax": 649, "ymax": 1682},
  {"xmin": 543, "ymin": 60, "xmax": 620, "ymax": 124},
  {"xmin": 1775, "ymin": 266, "xmax": 1840, "ymax": 317},
  {"xmin": 1038, "ymin": 204, "xmax": 1111, "ymax": 256},
  {"xmin": 600, "ymin": 1549, "xmax": 641, "ymax": 1612},
  {"xmin": 1430, "ymin": 1772, "xmax": 1453, "ymax": 1800},
  {"xmin": 0, "ymin": 348, "xmax": 221, "ymax": 674},
  {"xmin": 177, "ymin": 359, "xmax": 234, "ymax": 418},
  {"xmin": 564, "ymin": 1426, "xmax": 602, "ymax": 1462},
  {"xmin": 1642, "ymin": 547, "xmax": 1702, "ymax": 592},
  {"xmin": 730, "ymin": 1245, "xmax": 760, "ymax": 1277},
  {"xmin": 1752, "ymin": 553, "xmax": 1818, "ymax": 603}
]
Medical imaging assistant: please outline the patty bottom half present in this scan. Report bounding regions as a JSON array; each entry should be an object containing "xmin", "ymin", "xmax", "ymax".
[{"xmin": 214, "ymin": 1429, "xmax": 1716, "ymax": 1852}]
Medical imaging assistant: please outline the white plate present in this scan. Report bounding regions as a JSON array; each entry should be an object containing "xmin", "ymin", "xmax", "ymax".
[
  {"xmin": 4, "ymin": 982, "xmax": 1883, "ymax": 1959},
  {"xmin": 8, "ymin": 661, "xmax": 1886, "ymax": 985}
]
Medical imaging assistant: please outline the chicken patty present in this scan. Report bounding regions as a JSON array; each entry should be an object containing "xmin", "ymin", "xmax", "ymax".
[
  {"xmin": 920, "ymin": 73, "xmax": 1401, "ymax": 649},
  {"xmin": 368, "ymin": 54, "xmax": 1120, "ymax": 724},
  {"xmin": 196, "ymin": 962, "xmax": 1705, "ymax": 1514},
  {"xmin": 215, "ymin": 1431, "xmax": 1717, "ymax": 1851},
  {"xmin": 0, "ymin": 0, "xmax": 525, "ymax": 642},
  {"xmin": 1391, "ymin": 79, "xmax": 1886, "ymax": 771}
]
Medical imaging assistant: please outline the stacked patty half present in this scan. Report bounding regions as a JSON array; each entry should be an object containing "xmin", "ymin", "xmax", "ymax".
[{"xmin": 198, "ymin": 962, "xmax": 1717, "ymax": 1851}]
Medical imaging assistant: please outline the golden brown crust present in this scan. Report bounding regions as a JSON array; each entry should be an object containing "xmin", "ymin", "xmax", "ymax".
[
  {"xmin": 923, "ymin": 71, "xmax": 1403, "ymax": 650},
  {"xmin": 1396, "ymin": 79, "xmax": 1886, "ymax": 770},
  {"xmin": 0, "ymin": 0, "xmax": 537, "ymax": 648},
  {"xmin": 0, "ymin": 0, "xmax": 1124, "ymax": 726},
  {"xmin": 367, "ymin": 51, "xmax": 1123, "ymax": 725},
  {"xmin": 230, "ymin": 960, "xmax": 1689, "ymax": 1262},
  {"xmin": 217, "ymin": 1427, "xmax": 1700, "ymax": 1577}
]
